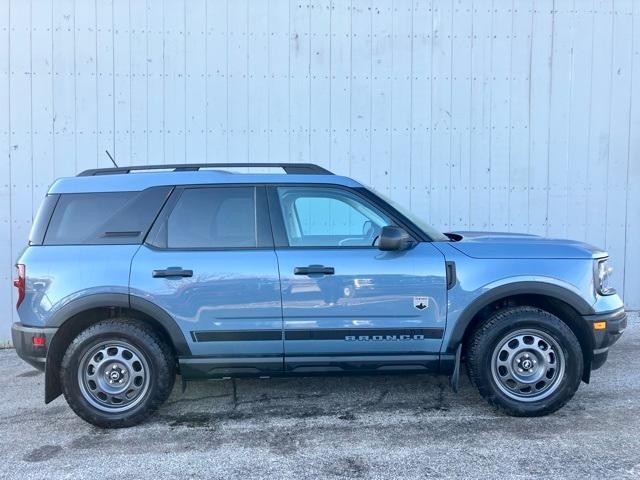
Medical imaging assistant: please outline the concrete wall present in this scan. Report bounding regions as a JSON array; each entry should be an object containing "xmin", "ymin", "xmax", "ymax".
[{"xmin": 1, "ymin": 0, "xmax": 639, "ymax": 344}]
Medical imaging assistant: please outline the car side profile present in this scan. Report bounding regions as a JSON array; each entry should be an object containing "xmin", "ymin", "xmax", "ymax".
[{"xmin": 11, "ymin": 163, "xmax": 627, "ymax": 428}]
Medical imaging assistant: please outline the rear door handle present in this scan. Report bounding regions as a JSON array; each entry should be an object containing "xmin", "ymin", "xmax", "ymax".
[
  {"xmin": 152, "ymin": 267, "xmax": 193, "ymax": 278},
  {"xmin": 294, "ymin": 265, "xmax": 335, "ymax": 275}
]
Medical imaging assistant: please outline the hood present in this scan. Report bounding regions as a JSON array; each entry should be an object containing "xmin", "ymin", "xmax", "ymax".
[{"xmin": 447, "ymin": 231, "xmax": 607, "ymax": 260}]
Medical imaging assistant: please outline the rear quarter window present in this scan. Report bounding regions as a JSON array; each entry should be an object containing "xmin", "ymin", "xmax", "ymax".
[{"xmin": 43, "ymin": 186, "xmax": 172, "ymax": 245}]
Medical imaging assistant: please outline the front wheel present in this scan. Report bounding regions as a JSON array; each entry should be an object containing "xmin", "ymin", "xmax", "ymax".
[
  {"xmin": 60, "ymin": 319, "xmax": 175, "ymax": 428},
  {"xmin": 466, "ymin": 306, "xmax": 583, "ymax": 416}
]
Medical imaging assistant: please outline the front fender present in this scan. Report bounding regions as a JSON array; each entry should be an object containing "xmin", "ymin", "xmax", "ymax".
[{"xmin": 441, "ymin": 278, "xmax": 595, "ymax": 355}]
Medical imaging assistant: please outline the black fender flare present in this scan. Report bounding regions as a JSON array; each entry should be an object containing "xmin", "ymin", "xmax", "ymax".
[
  {"xmin": 443, "ymin": 281, "xmax": 595, "ymax": 355},
  {"xmin": 44, "ymin": 293, "xmax": 190, "ymax": 403}
]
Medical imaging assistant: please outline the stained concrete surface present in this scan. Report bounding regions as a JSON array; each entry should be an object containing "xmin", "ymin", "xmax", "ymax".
[{"xmin": 1, "ymin": 312, "xmax": 638, "ymax": 479}]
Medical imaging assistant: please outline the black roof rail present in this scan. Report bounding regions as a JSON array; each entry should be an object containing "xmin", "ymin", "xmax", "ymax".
[{"xmin": 78, "ymin": 163, "xmax": 333, "ymax": 176}]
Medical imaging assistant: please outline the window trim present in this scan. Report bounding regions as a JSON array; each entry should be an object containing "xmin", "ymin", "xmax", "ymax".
[
  {"xmin": 266, "ymin": 184, "xmax": 425, "ymax": 249},
  {"xmin": 145, "ymin": 184, "xmax": 274, "ymax": 251}
]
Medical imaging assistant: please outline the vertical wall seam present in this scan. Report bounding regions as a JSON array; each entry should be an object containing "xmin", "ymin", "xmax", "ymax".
[
  {"xmin": 603, "ymin": 4, "xmax": 615, "ymax": 249},
  {"xmin": 94, "ymin": 0, "xmax": 99, "ymax": 167},
  {"xmin": 7, "ymin": 0, "xmax": 13, "ymax": 312},
  {"xmin": 526, "ymin": 1, "xmax": 533, "ymax": 233},
  {"xmin": 130, "ymin": 0, "xmax": 134, "ymax": 165},
  {"xmin": 447, "ymin": 0, "xmax": 453, "ymax": 227},
  {"xmin": 73, "ymin": 0, "xmax": 77, "ymax": 172},
  {"xmin": 507, "ymin": 0, "xmax": 514, "ymax": 231},
  {"xmin": 29, "ymin": 0, "xmax": 34, "ymax": 216},
  {"xmin": 583, "ymin": 0, "xmax": 596, "ymax": 242},
  {"xmin": 204, "ymin": 0, "xmax": 208, "ymax": 163},
  {"xmin": 468, "ymin": 0, "xmax": 475, "ymax": 230},
  {"xmin": 621, "ymin": 2, "xmax": 635, "ymax": 303},
  {"xmin": 389, "ymin": 0, "xmax": 394, "ymax": 196},
  {"xmin": 111, "ymin": 0, "xmax": 115, "ymax": 160},
  {"xmin": 145, "ymin": 0, "xmax": 149, "ymax": 164},
  {"xmin": 487, "ymin": 0, "xmax": 495, "ymax": 228},
  {"xmin": 51, "ymin": 0, "xmax": 55, "ymax": 175},
  {"xmin": 565, "ymin": 1, "xmax": 575, "ymax": 238},
  {"xmin": 162, "ymin": 0, "xmax": 165, "ymax": 163},
  {"xmin": 408, "ymin": 0, "xmax": 414, "ymax": 209},
  {"xmin": 544, "ymin": 1, "xmax": 555, "ymax": 236},
  {"xmin": 329, "ymin": 0, "xmax": 332, "ymax": 171},
  {"xmin": 225, "ymin": 0, "xmax": 228, "ymax": 161},
  {"xmin": 348, "ymin": 0, "xmax": 352, "ymax": 176},
  {"xmin": 368, "ymin": 0, "xmax": 373, "ymax": 184}
]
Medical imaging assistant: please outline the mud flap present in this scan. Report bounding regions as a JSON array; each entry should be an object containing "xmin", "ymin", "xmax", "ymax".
[{"xmin": 449, "ymin": 344, "xmax": 462, "ymax": 393}]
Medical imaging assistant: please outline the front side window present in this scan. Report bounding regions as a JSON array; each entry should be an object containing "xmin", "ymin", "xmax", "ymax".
[
  {"xmin": 159, "ymin": 187, "xmax": 257, "ymax": 249},
  {"xmin": 277, "ymin": 186, "xmax": 392, "ymax": 247}
]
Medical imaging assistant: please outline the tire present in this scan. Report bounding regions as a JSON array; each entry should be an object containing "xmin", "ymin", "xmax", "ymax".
[
  {"xmin": 466, "ymin": 306, "xmax": 583, "ymax": 417},
  {"xmin": 60, "ymin": 318, "xmax": 176, "ymax": 428}
]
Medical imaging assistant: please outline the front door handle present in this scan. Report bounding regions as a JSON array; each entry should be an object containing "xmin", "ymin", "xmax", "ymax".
[
  {"xmin": 152, "ymin": 267, "xmax": 193, "ymax": 278},
  {"xmin": 294, "ymin": 265, "xmax": 335, "ymax": 275}
]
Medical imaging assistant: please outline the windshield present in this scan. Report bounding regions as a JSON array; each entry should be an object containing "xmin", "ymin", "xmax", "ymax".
[{"xmin": 365, "ymin": 187, "xmax": 450, "ymax": 242}]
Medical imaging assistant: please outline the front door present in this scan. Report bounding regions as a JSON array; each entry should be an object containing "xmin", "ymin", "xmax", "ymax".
[
  {"xmin": 129, "ymin": 185, "xmax": 283, "ymax": 376},
  {"xmin": 269, "ymin": 185, "xmax": 447, "ymax": 374}
]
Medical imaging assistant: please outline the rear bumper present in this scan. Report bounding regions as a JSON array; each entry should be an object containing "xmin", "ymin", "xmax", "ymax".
[
  {"xmin": 11, "ymin": 323, "xmax": 58, "ymax": 371},
  {"xmin": 583, "ymin": 307, "xmax": 627, "ymax": 370}
]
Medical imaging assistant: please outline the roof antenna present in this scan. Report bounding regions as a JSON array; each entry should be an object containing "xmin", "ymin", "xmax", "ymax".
[{"xmin": 105, "ymin": 150, "xmax": 118, "ymax": 168}]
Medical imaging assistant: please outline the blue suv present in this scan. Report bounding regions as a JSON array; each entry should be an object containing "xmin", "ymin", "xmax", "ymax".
[{"xmin": 11, "ymin": 163, "xmax": 627, "ymax": 427}]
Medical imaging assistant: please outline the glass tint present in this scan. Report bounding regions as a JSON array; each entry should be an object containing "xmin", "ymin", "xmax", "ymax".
[
  {"xmin": 44, "ymin": 187, "xmax": 170, "ymax": 245},
  {"xmin": 166, "ymin": 187, "xmax": 257, "ymax": 248},
  {"xmin": 277, "ymin": 186, "xmax": 391, "ymax": 247}
]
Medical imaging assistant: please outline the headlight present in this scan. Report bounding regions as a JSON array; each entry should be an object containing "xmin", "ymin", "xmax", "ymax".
[{"xmin": 595, "ymin": 258, "xmax": 615, "ymax": 295}]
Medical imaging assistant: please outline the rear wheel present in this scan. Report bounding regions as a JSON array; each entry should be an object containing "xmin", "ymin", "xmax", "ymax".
[
  {"xmin": 466, "ymin": 306, "xmax": 583, "ymax": 416},
  {"xmin": 60, "ymin": 318, "xmax": 175, "ymax": 428}
]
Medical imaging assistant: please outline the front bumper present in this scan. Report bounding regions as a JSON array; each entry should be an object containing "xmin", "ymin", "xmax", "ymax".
[
  {"xmin": 583, "ymin": 307, "xmax": 627, "ymax": 370},
  {"xmin": 11, "ymin": 323, "xmax": 58, "ymax": 371}
]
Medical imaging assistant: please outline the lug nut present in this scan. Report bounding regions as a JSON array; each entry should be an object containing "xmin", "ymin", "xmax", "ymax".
[{"xmin": 518, "ymin": 368, "xmax": 523, "ymax": 373}]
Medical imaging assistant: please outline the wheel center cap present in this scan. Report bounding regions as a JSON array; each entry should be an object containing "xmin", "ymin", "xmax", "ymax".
[
  {"xmin": 521, "ymin": 359, "xmax": 533, "ymax": 370},
  {"xmin": 109, "ymin": 371, "xmax": 120, "ymax": 380}
]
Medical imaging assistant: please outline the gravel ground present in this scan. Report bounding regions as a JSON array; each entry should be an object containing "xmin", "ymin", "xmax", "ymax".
[{"xmin": 1, "ymin": 312, "xmax": 638, "ymax": 480}]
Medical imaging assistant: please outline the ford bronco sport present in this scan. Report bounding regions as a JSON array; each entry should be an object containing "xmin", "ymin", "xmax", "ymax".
[{"xmin": 12, "ymin": 163, "xmax": 627, "ymax": 427}]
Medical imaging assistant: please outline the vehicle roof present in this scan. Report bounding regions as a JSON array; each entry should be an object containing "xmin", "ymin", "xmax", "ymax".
[{"xmin": 48, "ymin": 171, "xmax": 363, "ymax": 194}]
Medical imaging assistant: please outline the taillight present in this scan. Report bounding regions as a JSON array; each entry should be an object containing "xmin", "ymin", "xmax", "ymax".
[{"xmin": 13, "ymin": 264, "xmax": 25, "ymax": 308}]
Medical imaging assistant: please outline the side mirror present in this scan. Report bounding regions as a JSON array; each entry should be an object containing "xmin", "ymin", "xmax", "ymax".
[{"xmin": 378, "ymin": 225, "xmax": 415, "ymax": 251}]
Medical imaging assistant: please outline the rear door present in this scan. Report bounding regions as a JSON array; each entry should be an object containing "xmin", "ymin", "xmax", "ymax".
[
  {"xmin": 129, "ymin": 185, "xmax": 283, "ymax": 376},
  {"xmin": 269, "ymin": 185, "xmax": 447, "ymax": 374}
]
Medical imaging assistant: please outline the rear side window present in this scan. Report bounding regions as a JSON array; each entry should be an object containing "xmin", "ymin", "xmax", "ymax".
[
  {"xmin": 44, "ymin": 187, "xmax": 171, "ymax": 245},
  {"xmin": 149, "ymin": 186, "xmax": 258, "ymax": 249}
]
